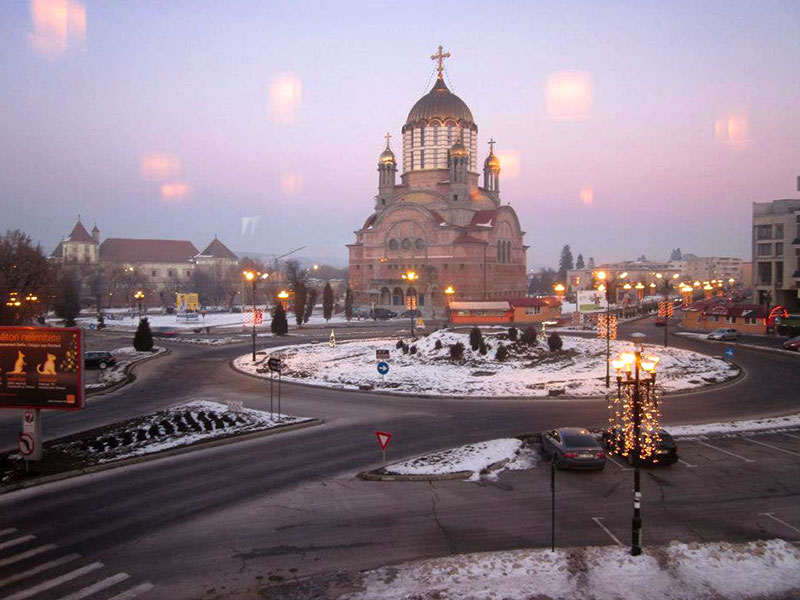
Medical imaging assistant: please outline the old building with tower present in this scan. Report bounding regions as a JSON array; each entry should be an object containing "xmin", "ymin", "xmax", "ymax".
[{"xmin": 348, "ymin": 47, "xmax": 528, "ymax": 311}]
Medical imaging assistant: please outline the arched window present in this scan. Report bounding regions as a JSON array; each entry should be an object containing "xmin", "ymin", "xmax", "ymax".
[
  {"xmin": 380, "ymin": 287, "xmax": 391, "ymax": 305},
  {"xmin": 401, "ymin": 238, "xmax": 412, "ymax": 250},
  {"xmin": 392, "ymin": 287, "xmax": 404, "ymax": 306}
]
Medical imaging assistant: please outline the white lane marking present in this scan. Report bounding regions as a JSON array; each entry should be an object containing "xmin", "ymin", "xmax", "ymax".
[
  {"xmin": 0, "ymin": 535, "xmax": 35, "ymax": 551},
  {"xmin": 678, "ymin": 458, "xmax": 697, "ymax": 468},
  {"xmin": 591, "ymin": 517, "xmax": 622, "ymax": 546},
  {"xmin": 783, "ymin": 432, "xmax": 800, "ymax": 440},
  {"xmin": 607, "ymin": 456, "xmax": 632, "ymax": 471},
  {"xmin": 746, "ymin": 437, "xmax": 800, "ymax": 458},
  {"xmin": 106, "ymin": 582, "xmax": 155, "ymax": 600},
  {"xmin": 0, "ymin": 562, "xmax": 103, "ymax": 600},
  {"xmin": 55, "ymin": 572, "xmax": 130, "ymax": 600},
  {"xmin": 695, "ymin": 440, "xmax": 756, "ymax": 463},
  {"xmin": 759, "ymin": 513, "xmax": 800, "ymax": 534},
  {"xmin": 0, "ymin": 544, "xmax": 57, "ymax": 568},
  {"xmin": 0, "ymin": 530, "xmax": 17, "ymax": 538},
  {"xmin": 0, "ymin": 554, "xmax": 80, "ymax": 589}
]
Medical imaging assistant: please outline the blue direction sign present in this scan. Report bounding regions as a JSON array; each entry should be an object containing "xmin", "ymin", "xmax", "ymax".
[
  {"xmin": 724, "ymin": 347, "xmax": 734, "ymax": 359},
  {"xmin": 377, "ymin": 361, "xmax": 389, "ymax": 375}
]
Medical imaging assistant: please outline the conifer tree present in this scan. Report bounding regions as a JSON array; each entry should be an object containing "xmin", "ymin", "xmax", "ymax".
[
  {"xmin": 344, "ymin": 287, "xmax": 353, "ymax": 321},
  {"xmin": 303, "ymin": 288, "xmax": 317, "ymax": 324},
  {"xmin": 576, "ymin": 253, "xmax": 585, "ymax": 269},
  {"xmin": 293, "ymin": 282, "xmax": 307, "ymax": 327},
  {"xmin": 54, "ymin": 271, "xmax": 81, "ymax": 327},
  {"xmin": 558, "ymin": 245, "xmax": 574, "ymax": 281},
  {"xmin": 322, "ymin": 282, "xmax": 334, "ymax": 321},
  {"xmin": 133, "ymin": 317, "xmax": 154, "ymax": 352},
  {"xmin": 271, "ymin": 302, "xmax": 288, "ymax": 335}
]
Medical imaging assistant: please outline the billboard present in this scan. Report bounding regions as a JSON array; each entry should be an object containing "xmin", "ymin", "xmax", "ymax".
[
  {"xmin": 577, "ymin": 290, "xmax": 608, "ymax": 313},
  {"xmin": 176, "ymin": 292, "xmax": 199, "ymax": 311},
  {"xmin": 0, "ymin": 327, "xmax": 84, "ymax": 410}
]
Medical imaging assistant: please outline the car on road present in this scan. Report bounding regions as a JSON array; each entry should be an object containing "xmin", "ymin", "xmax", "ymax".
[
  {"xmin": 400, "ymin": 309, "xmax": 422, "ymax": 318},
  {"xmin": 602, "ymin": 427, "xmax": 679, "ymax": 466},
  {"xmin": 152, "ymin": 326, "xmax": 178, "ymax": 337},
  {"xmin": 373, "ymin": 308, "xmax": 397, "ymax": 320},
  {"xmin": 84, "ymin": 351, "xmax": 116, "ymax": 370},
  {"xmin": 655, "ymin": 316, "xmax": 667, "ymax": 326},
  {"xmin": 782, "ymin": 335, "xmax": 800, "ymax": 351},
  {"xmin": 707, "ymin": 328, "xmax": 739, "ymax": 341},
  {"xmin": 540, "ymin": 427, "xmax": 606, "ymax": 470}
]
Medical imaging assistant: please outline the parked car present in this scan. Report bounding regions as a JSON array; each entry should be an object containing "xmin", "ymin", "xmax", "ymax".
[
  {"xmin": 373, "ymin": 308, "xmax": 397, "ymax": 320},
  {"xmin": 602, "ymin": 428, "xmax": 679, "ymax": 466},
  {"xmin": 707, "ymin": 328, "xmax": 739, "ymax": 341},
  {"xmin": 540, "ymin": 428, "xmax": 606, "ymax": 470},
  {"xmin": 655, "ymin": 316, "xmax": 667, "ymax": 326},
  {"xmin": 400, "ymin": 309, "xmax": 422, "ymax": 318},
  {"xmin": 84, "ymin": 351, "xmax": 116, "ymax": 370},
  {"xmin": 152, "ymin": 326, "xmax": 177, "ymax": 337},
  {"xmin": 782, "ymin": 335, "xmax": 800, "ymax": 351}
]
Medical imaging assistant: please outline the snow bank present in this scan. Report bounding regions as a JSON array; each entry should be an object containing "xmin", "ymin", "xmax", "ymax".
[{"xmin": 669, "ymin": 413, "xmax": 800, "ymax": 437}]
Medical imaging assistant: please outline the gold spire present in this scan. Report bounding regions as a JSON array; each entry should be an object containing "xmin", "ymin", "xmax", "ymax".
[
  {"xmin": 384, "ymin": 131, "xmax": 392, "ymax": 150},
  {"xmin": 430, "ymin": 45, "xmax": 451, "ymax": 79},
  {"xmin": 488, "ymin": 138, "xmax": 496, "ymax": 154}
]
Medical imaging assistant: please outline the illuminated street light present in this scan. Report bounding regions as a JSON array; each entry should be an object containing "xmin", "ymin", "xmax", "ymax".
[
  {"xmin": 402, "ymin": 270, "xmax": 419, "ymax": 336},
  {"xmin": 243, "ymin": 270, "xmax": 270, "ymax": 362},
  {"xmin": 444, "ymin": 285, "xmax": 455, "ymax": 324},
  {"xmin": 134, "ymin": 290, "xmax": 145, "ymax": 320}
]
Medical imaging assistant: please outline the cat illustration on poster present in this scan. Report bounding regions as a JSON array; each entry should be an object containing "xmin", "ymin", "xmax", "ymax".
[{"xmin": 37, "ymin": 353, "xmax": 57, "ymax": 375}]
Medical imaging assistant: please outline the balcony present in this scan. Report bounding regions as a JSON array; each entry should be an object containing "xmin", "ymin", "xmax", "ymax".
[{"xmin": 792, "ymin": 238, "xmax": 800, "ymax": 245}]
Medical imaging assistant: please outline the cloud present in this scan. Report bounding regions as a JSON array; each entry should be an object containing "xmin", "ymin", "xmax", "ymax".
[
  {"xmin": 714, "ymin": 110, "xmax": 749, "ymax": 149},
  {"xmin": 280, "ymin": 173, "xmax": 302, "ymax": 196},
  {"xmin": 545, "ymin": 71, "xmax": 593, "ymax": 121},
  {"xmin": 28, "ymin": 0, "xmax": 86, "ymax": 60},
  {"xmin": 160, "ymin": 182, "xmax": 191, "ymax": 203},
  {"xmin": 268, "ymin": 73, "xmax": 303, "ymax": 124},
  {"xmin": 139, "ymin": 153, "xmax": 181, "ymax": 181}
]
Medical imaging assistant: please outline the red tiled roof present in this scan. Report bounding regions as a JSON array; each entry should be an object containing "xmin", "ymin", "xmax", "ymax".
[
  {"xmin": 453, "ymin": 232, "xmax": 487, "ymax": 244},
  {"xmin": 470, "ymin": 210, "xmax": 497, "ymax": 227},
  {"xmin": 66, "ymin": 220, "xmax": 95, "ymax": 243},
  {"xmin": 508, "ymin": 297, "xmax": 561, "ymax": 308},
  {"xmin": 49, "ymin": 240, "xmax": 63, "ymax": 258},
  {"xmin": 363, "ymin": 214, "xmax": 378, "ymax": 229},
  {"xmin": 100, "ymin": 238, "xmax": 199, "ymax": 263},
  {"xmin": 429, "ymin": 210, "xmax": 447, "ymax": 225},
  {"xmin": 197, "ymin": 237, "xmax": 237, "ymax": 260}
]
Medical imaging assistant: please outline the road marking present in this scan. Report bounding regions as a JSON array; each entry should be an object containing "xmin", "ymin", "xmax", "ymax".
[
  {"xmin": 0, "ymin": 544, "xmax": 57, "ymax": 568},
  {"xmin": 783, "ymin": 432, "xmax": 800, "ymax": 440},
  {"xmin": 678, "ymin": 458, "xmax": 697, "ymax": 468},
  {"xmin": 745, "ymin": 437, "xmax": 800, "ymax": 458},
  {"xmin": 0, "ymin": 535, "xmax": 35, "ymax": 551},
  {"xmin": 606, "ymin": 455, "xmax": 632, "ymax": 471},
  {"xmin": 695, "ymin": 440, "xmax": 756, "ymax": 462},
  {"xmin": 591, "ymin": 517, "xmax": 622, "ymax": 546},
  {"xmin": 106, "ymin": 582, "xmax": 155, "ymax": 600},
  {"xmin": 759, "ymin": 513, "xmax": 800, "ymax": 535},
  {"xmin": 1, "ymin": 562, "xmax": 103, "ymax": 600},
  {"xmin": 54, "ymin": 572, "xmax": 130, "ymax": 600},
  {"xmin": 0, "ymin": 529, "xmax": 17, "ymax": 538},
  {"xmin": 0, "ymin": 554, "xmax": 80, "ymax": 589}
]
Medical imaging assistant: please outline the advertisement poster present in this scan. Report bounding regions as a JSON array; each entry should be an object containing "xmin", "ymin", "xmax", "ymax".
[
  {"xmin": 0, "ymin": 327, "xmax": 84, "ymax": 410},
  {"xmin": 577, "ymin": 290, "xmax": 608, "ymax": 313},
  {"xmin": 176, "ymin": 293, "xmax": 200, "ymax": 312}
]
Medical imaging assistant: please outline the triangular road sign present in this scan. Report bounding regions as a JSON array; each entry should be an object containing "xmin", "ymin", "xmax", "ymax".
[{"xmin": 375, "ymin": 431, "xmax": 392, "ymax": 450}]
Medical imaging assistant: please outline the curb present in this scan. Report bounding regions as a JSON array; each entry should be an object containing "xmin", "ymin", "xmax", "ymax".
[
  {"xmin": 359, "ymin": 456, "xmax": 512, "ymax": 482},
  {"xmin": 673, "ymin": 329, "xmax": 800, "ymax": 359},
  {"xmin": 86, "ymin": 347, "xmax": 170, "ymax": 397},
  {"xmin": 0, "ymin": 418, "xmax": 322, "ymax": 495}
]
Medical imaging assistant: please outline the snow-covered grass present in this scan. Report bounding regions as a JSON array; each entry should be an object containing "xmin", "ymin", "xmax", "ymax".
[
  {"xmin": 669, "ymin": 413, "xmax": 800, "ymax": 437},
  {"xmin": 68, "ymin": 312, "xmax": 250, "ymax": 331},
  {"xmin": 385, "ymin": 439, "xmax": 526, "ymax": 478},
  {"xmin": 49, "ymin": 400, "xmax": 312, "ymax": 464},
  {"xmin": 86, "ymin": 346, "xmax": 166, "ymax": 390},
  {"xmin": 234, "ymin": 329, "xmax": 738, "ymax": 398},
  {"xmin": 342, "ymin": 539, "xmax": 800, "ymax": 600},
  {"xmin": 154, "ymin": 336, "xmax": 241, "ymax": 345}
]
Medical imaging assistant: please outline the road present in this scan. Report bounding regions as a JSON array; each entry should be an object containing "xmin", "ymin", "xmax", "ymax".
[{"xmin": 0, "ymin": 318, "xmax": 798, "ymax": 599}]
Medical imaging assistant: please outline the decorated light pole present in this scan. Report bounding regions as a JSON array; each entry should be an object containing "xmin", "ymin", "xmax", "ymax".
[
  {"xmin": 243, "ymin": 270, "xmax": 269, "ymax": 362},
  {"xmin": 594, "ymin": 270, "xmax": 627, "ymax": 388},
  {"xmin": 608, "ymin": 332, "xmax": 660, "ymax": 556},
  {"xmin": 134, "ymin": 290, "xmax": 145, "ymax": 320},
  {"xmin": 444, "ymin": 285, "xmax": 455, "ymax": 325},
  {"xmin": 402, "ymin": 270, "xmax": 419, "ymax": 336}
]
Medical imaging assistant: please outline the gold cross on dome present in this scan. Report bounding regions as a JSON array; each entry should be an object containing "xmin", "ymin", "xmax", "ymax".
[
  {"xmin": 488, "ymin": 138, "xmax": 496, "ymax": 154},
  {"xmin": 430, "ymin": 45, "xmax": 451, "ymax": 79},
  {"xmin": 385, "ymin": 131, "xmax": 392, "ymax": 148}
]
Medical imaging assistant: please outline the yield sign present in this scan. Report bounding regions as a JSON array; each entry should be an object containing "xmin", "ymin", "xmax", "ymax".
[{"xmin": 375, "ymin": 431, "xmax": 392, "ymax": 451}]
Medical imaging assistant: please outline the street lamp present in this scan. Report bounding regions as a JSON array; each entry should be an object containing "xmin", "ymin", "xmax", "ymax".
[
  {"xmin": 402, "ymin": 270, "xmax": 419, "ymax": 336},
  {"xmin": 444, "ymin": 285, "xmax": 455, "ymax": 324},
  {"xmin": 134, "ymin": 290, "xmax": 145, "ymax": 320},
  {"xmin": 594, "ymin": 270, "xmax": 626, "ymax": 388},
  {"xmin": 553, "ymin": 283, "xmax": 566, "ymax": 299},
  {"xmin": 609, "ymin": 332, "xmax": 660, "ymax": 556},
  {"xmin": 243, "ymin": 270, "xmax": 269, "ymax": 362}
]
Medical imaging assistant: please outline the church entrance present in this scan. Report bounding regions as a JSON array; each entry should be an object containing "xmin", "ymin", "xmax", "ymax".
[{"xmin": 392, "ymin": 287, "xmax": 404, "ymax": 306}]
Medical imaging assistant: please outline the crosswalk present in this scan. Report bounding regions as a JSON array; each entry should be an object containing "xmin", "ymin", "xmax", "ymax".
[{"xmin": 0, "ymin": 528, "xmax": 152, "ymax": 600}]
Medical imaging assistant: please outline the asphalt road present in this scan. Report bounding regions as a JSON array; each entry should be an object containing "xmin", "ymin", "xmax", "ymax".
[{"xmin": 0, "ymin": 318, "xmax": 798, "ymax": 599}]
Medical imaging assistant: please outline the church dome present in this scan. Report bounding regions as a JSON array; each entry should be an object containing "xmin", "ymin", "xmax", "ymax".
[
  {"xmin": 450, "ymin": 139, "xmax": 468, "ymax": 158},
  {"xmin": 404, "ymin": 78, "xmax": 475, "ymax": 128},
  {"xmin": 379, "ymin": 146, "xmax": 396, "ymax": 165},
  {"xmin": 484, "ymin": 151, "xmax": 500, "ymax": 170}
]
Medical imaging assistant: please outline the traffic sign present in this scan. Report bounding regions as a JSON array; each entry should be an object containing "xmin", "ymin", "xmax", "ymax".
[
  {"xmin": 329, "ymin": 329, "xmax": 336, "ymax": 348},
  {"xmin": 18, "ymin": 433, "xmax": 35, "ymax": 457},
  {"xmin": 376, "ymin": 349, "xmax": 390, "ymax": 360},
  {"xmin": 724, "ymin": 347, "xmax": 734, "ymax": 359},
  {"xmin": 377, "ymin": 361, "xmax": 389, "ymax": 375},
  {"xmin": 267, "ymin": 357, "xmax": 282, "ymax": 372},
  {"xmin": 375, "ymin": 431, "xmax": 392, "ymax": 450},
  {"xmin": 23, "ymin": 410, "xmax": 34, "ymax": 424}
]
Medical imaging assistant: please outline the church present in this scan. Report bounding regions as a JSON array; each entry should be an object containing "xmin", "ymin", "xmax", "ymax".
[{"xmin": 348, "ymin": 47, "xmax": 528, "ymax": 312}]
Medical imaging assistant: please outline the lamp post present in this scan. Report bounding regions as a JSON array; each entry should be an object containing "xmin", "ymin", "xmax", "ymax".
[
  {"xmin": 243, "ymin": 270, "xmax": 269, "ymax": 362},
  {"xmin": 656, "ymin": 273, "xmax": 679, "ymax": 348},
  {"xmin": 595, "ymin": 270, "xmax": 627, "ymax": 388},
  {"xmin": 444, "ymin": 285, "xmax": 455, "ymax": 325},
  {"xmin": 134, "ymin": 290, "xmax": 145, "ymax": 320},
  {"xmin": 553, "ymin": 283, "xmax": 565, "ymax": 300},
  {"xmin": 402, "ymin": 270, "xmax": 419, "ymax": 336},
  {"xmin": 610, "ymin": 332, "xmax": 659, "ymax": 556}
]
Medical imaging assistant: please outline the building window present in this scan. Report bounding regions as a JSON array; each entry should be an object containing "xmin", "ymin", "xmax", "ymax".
[
  {"xmin": 757, "ymin": 262, "xmax": 771, "ymax": 285},
  {"xmin": 744, "ymin": 317, "xmax": 757, "ymax": 325},
  {"xmin": 401, "ymin": 238, "xmax": 412, "ymax": 250},
  {"xmin": 525, "ymin": 306, "xmax": 541, "ymax": 315},
  {"xmin": 453, "ymin": 194, "xmax": 458, "ymax": 202},
  {"xmin": 168, "ymin": 269, "xmax": 176, "ymax": 278},
  {"xmin": 420, "ymin": 150, "xmax": 425, "ymax": 169},
  {"xmin": 433, "ymin": 124, "xmax": 438, "ymax": 146},
  {"xmin": 185, "ymin": 270, "xmax": 191, "ymax": 277},
  {"xmin": 775, "ymin": 223, "xmax": 784, "ymax": 238},
  {"xmin": 151, "ymin": 270, "xmax": 157, "ymax": 277},
  {"xmin": 776, "ymin": 242, "xmax": 783, "ymax": 256},
  {"xmin": 415, "ymin": 238, "xmax": 426, "ymax": 250},
  {"xmin": 460, "ymin": 263, "xmax": 465, "ymax": 269},
  {"xmin": 776, "ymin": 262, "xmax": 783, "ymax": 286},
  {"xmin": 757, "ymin": 243, "xmax": 772, "ymax": 257},
  {"xmin": 725, "ymin": 316, "xmax": 736, "ymax": 323},
  {"xmin": 755, "ymin": 225, "xmax": 772, "ymax": 240}
]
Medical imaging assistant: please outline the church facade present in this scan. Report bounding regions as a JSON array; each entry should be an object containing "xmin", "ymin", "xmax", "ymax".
[{"xmin": 348, "ymin": 48, "xmax": 528, "ymax": 311}]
